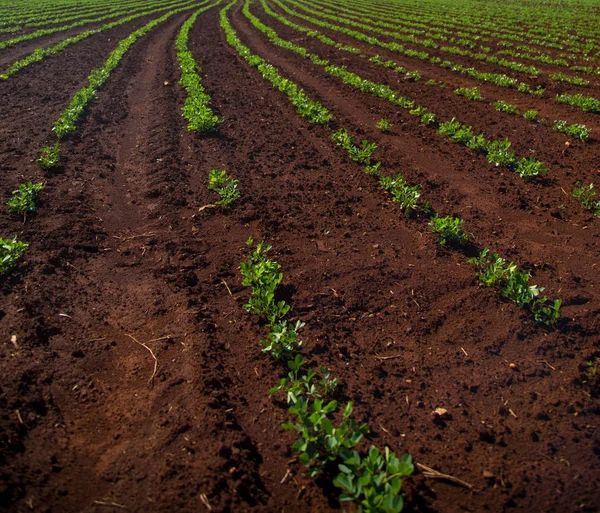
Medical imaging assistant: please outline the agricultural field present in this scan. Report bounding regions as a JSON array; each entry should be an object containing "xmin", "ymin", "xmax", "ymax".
[{"xmin": 1, "ymin": 0, "xmax": 599, "ymax": 511}]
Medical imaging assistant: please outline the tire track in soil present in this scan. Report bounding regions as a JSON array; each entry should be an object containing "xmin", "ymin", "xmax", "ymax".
[{"xmin": 231, "ymin": 3, "xmax": 600, "ymax": 316}]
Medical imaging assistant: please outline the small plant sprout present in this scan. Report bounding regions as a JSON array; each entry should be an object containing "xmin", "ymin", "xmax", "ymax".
[
  {"xmin": 429, "ymin": 215, "xmax": 472, "ymax": 245},
  {"xmin": 572, "ymin": 182, "xmax": 600, "ymax": 216},
  {"xmin": 494, "ymin": 100, "xmax": 518, "ymax": 114},
  {"xmin": 379, "ymin": 174, "xmax": 421, "ymax": 216},
  {"xmin": 376, "ymin": 118, "xmax": 393, "ymax": 131},
  {"xmin": 208, "ymin": 169, "xmax": 240, "ymax": 207},
  {"xmin": 36, "ymin": 142, "xmax": 60, "ymax": 170},
  {"xmin": 523, "ymin": 110, "xmax": 539, "ymax": 121},
  {"xmin": 0, "ymin": 236, "xmax": 29, "ymax": 274},
  {"xmin": 454, "ymin": 86, "xmax": 483, "ymax": 101},
  {"xmin": 469, "ymin": 248, "xmax": 561, "ymax": 326},
  {"xmin": 7, "ymin": 182, "xmax": 45, "ymax": 217},
  {"xmin": 553, "ymin": 120, "xmax": 591, "ymax": 141}
]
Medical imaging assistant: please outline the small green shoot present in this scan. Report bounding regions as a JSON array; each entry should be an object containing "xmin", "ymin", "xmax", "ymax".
[
  {"xmin": 7, "ymin": 182, "xmax": 45, "ymax": 216},
  {"xmin": 429, "ymin": 215, "xmax": 472, "ymax": 245},
  {"xmin": 454, "ymin": 86, "xmax": 483, "ymax": 101},
  {"xmin": 36, "ymin": 143, "xmax": 60, "ymax": 170},
  {"xmin": 379, "ymin": 174, "xmax": 421, "ymax": 216},
  {"xmin": 208, "ymin": 169, "xmax": 240, "ymax": 207},
  {"xmin": 553, "ymin": 120, "xmax": 591, "ymax": 141},
  {"xmin": 0, "ymin": 236, "xmax": 29, "ymax": 274},
  {"xmin": 572, "ymin": 182, "xmax": 600, "ymax": 216},
  {"xmin": 376, "ymin": 118, "xmax": 393, "ymax": 132}
]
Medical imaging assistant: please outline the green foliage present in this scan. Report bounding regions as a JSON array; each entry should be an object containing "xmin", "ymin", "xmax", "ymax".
[
  {"xmin": 261, "ymin": 319, "xmax": 305, "ymax": 360},
  {"xmin": 376, "ymin": 118, "xmax": 393, "ymax": 132},
  {"xmin": 486, "ymin": 139, "xmax": 515, "ymax": 168},
  {"xmin": 334, "ymin": 446, "xmax": 414, "ymax": 513},
  {"xmin": 176, "ymin": 7, "xmax": 221, "ymax": 132},
  {"xmin": 36, "ymin": 142, "xmax": 60, "ymax": 170},
  {"xmin": 208, "ymin": 169, "xmax": 240, "ymax": 207},
  {"xmin": 469, "ymin": 249, "xmax": 561, "ymax": 325},
  {"xmin": 429, "ymin": 215, "xmax": 472, "ymax": 245},
  {"xmin": 7, "ymin": 182, "xmax": 45, "ymax": 214},
  {"xmin": 454, "ymin": 86, "xmax": 483, "ymax": 101},
  {"xmin": 551, "ymin": 73, "xmax": 589, "ymax": 87},
  {"xmin": 0, "ymin": 236, "xmax": 28, "ymax": 274},
  {"xmin": 494, "ymin": 100, "xmax": 518, "ymax": 114},
  {"xmin": 514, "ymin": 156, "xmax": 547, "ymax": 178},
  {"xmin": 556, "ymin": 93, "xmax": 600, "ymax": 113},
  {"xmin": 572, "ymin": 182, "xmax": 600, "ymax": 216},
  {"xmin": 379, "ymin": 174, "xmax": 421, "ymax": 216},
  {"xmin": 552, "ymin": 120, "xmax": 591, "ymax": 141},
  {"xmin": 331, "ymin": 129, "xmax": 376, "ymax": 164},
  {"xmin": 523, "ymin": 110, "xmax": 539, "ymax": 121}
]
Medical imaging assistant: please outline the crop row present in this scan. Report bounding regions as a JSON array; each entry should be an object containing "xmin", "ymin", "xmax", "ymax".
[
  {"xmin": 0, "ymin": 0, "xmax": 201, "ymax": 80},
  {"xmin": 175, "ymin": 3, "xmax": 222, "ymax": 132}
]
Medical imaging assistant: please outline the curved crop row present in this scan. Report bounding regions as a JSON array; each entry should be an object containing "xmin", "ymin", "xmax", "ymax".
[{"xmin": 175, "ymin": 3, "xmax": 222, "ymax": 131}]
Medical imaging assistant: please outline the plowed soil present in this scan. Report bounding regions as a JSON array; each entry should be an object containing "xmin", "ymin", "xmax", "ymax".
[{"xmin": 0, "ymin": 3, "xmax": 598, "ymax": 513}]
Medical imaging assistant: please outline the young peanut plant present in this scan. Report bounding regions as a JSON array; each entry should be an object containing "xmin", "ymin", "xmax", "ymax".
[
  {"xmin": 7, "ymin": 182, "xmax": 44, "ymax": 216},
  {"xmin": 469, "ymin": 249, "xmax": 561, "ymax": 325},
  {"xmin": 376, "ymin": 118, "xmax": 393, "ymax": 131},
  {"xmin": 0, "ymin": 236, "xmax": 29, "ymax": 274},
  {"xmin": 429, "ymin": 215, "xmax": 472, "ymax": 245},
  {"xmin": 36, "ymin": 142, "xmax": 60, "ymax": 170},
  {"xmin": 572, "ymin": 182, "xmax": 600, "ymax": 216},
  {"xmin": 208, "ymin": 169, "xmax": 240, "ymax": 207}
]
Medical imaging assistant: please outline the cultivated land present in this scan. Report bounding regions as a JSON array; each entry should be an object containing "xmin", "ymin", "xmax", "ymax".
[{"xmin": 0, "ymin": 0, "xmax": 599, "ymax": 511}]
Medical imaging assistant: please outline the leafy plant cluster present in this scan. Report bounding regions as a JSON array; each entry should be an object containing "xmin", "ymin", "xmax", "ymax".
[
  {"xmin": 428, "ymin": 215, "xmax": 472, "ymax": 245},
  {"xmin": 551, "ymin": 72, "xmax": 589, "ymax": 86},
  {"xmin": 331, "ymin": 128, "xmax": 377, "ymax": 165},
  {"xmin": 176, "ymin": 5, "xmax": 222, "ymax": 132},
  {"xmin": 240, "ymin": 239, "xmax": 414, "ymax": 512},
  {"xmin": 556, "ymin": 93, "xmax": 600, "ymax": 114},
  {"xmin": 7, "ymin": 182, "xmax": 45, "ymax": 215},
  {"xmin": 493, "ymin": 100, "xmax": 518, "ymax": 114},
  {"xmin": 220, "ymin": 3, "xmax": 332, "ymax": 125},
  {"xmin": 36, "ymin": 142, "xmax": 61, "ymax": 170},
  {"xmin": 552, "ymin": 120, "xmax": 591, "ymax": 141},
  {"xmin": 0, "ymin": 236, "xmax": 28, "ymax": 274},
  {"xmin": 437, "ymin": 118, "xmax": 547, "ymax": 178},
  {"xmin": 454, "ymin": 86, "xmax": 483, "ymax": 101},
  {"xmin": 376, "ymin": 118, "xmax": 393, "ymax": 132},
  {"xmin": 469, "ymin": 249, "xmax": 561, "ymax": 325},
  {"xmin": 208, "ymin": 169, "xmax": 240, "ymax": 207},
  {"xmin": 572, "ymin": 182, "xmax": 600, "ymax": 217}
]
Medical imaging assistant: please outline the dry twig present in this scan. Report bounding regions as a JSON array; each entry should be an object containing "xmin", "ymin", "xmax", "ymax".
[{"xmin": 417, "ymin": 463, "xmax": 474, "ymax": 490}]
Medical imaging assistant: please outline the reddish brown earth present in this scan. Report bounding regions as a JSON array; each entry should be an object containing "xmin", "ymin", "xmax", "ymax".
[{"xmin": 0, "ymin": 2, "xmax": 599, "ymax": 513}]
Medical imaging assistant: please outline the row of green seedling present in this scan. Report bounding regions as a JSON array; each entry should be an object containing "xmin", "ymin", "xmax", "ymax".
[
  {"xmin": 240, "ymin": 238, "xmax": 414, "ymax": 512},
  {"xmin": 176, "ymin": 3, "xmax": 222, "ymax": 131}
]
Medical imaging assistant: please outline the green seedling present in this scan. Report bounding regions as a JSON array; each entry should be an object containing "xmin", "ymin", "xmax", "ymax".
[
  {"xmin": 553, "ymin": 120, "xmax": 591, "ymax": 141},
  {"xmin": 36, "ymin": 142, "xmax": 60, "ymax": 170},
  {"xmin": 572, "ymin": 182, "xmax": 600, "ymax": 216},
  {"xmin": 379, "ymin": 174, "xmax": 421, "ymax": 216},
  {"xmin": 7, "ymin": 182, "xmax": 44, "ymax": 216},
  {"xmin": 494, "ymin": 100, "xmax": 518, "ymax": 114},
  {"xmin": 469, "ymin": 248, "xmax": 561, "ymax": 325},
  {"xmin": 454, "ymin": 86, "xmax": 483, "ymax": 101},
  {"xmin": 429, "ymin": 215, "xmax": 472, "ymax": 245},
  {"xmin": 261, "ymin": 319, "xmax": 304, "ymax": 359},
  {"xmin": 376, "ymin": 118, "xmax": 393, "ymax": 132},
  {"xmin": 523, "ymin": 110, "xmax": 539, "ymax": 121},
  {"xmin": 208, "ymin": 169, "xmax": 240, "ymax": 207},
  {"xmin": 0, "ymin": 236, "xmax": 29, "ymax": 274}
]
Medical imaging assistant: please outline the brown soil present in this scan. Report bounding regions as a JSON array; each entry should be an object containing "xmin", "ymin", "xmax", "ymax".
[{"xmin": 0, "ymin": 3, "xmax": 598, "ymax": 513}]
